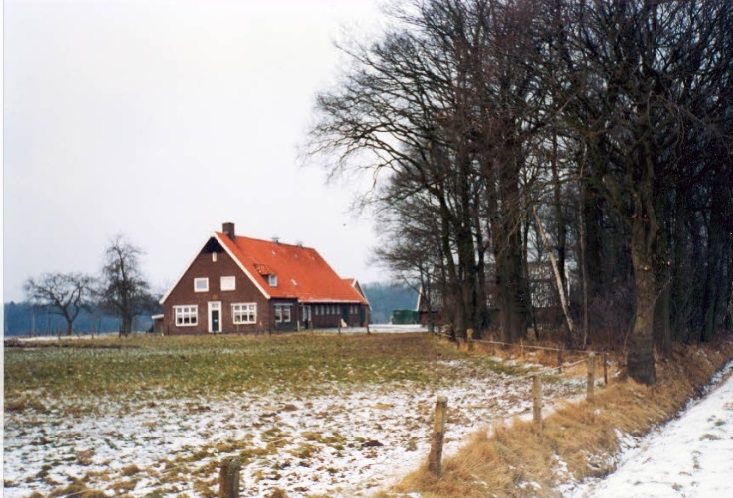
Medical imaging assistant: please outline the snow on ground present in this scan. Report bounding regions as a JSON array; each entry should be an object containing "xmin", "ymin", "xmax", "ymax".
[
  {"xmin": 564, "ymin": 361, "xmax": 733, "ymax": 498},
  {"xmin": 3, "ymin": 355, "xmax": 583, "ymax": 497}
]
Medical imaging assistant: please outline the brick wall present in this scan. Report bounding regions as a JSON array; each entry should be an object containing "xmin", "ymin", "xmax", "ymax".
[{"xmin": 162, "ymin": 240, "xmax": 270, "ymax": 334}]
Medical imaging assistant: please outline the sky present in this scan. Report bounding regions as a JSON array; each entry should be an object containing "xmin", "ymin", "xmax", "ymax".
[{"xmin": 3, "ymin": 0, "xmax": 390, "ymax": 303}]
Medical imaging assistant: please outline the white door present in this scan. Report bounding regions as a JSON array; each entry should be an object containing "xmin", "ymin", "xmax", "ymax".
[{"xmin": 208, "ymin": 301, "xmax": 221, "ymax": 333}]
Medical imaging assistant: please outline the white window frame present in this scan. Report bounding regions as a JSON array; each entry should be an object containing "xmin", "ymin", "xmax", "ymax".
[
  {"xmin": 232, "ymin": 303, "xmax": 257, "ymax": 324},
  {"xmin": 194, "ymin": 277, "xmax": 209, "ymax": 292},
  {"xmin": 268, "ymin": 274, "xmax": 278, "ymax": 287},
  {"xmin": 174, "ymin": 305, "xmax": 198, "ymax": 326},
  {"xmin": 275, "ymin": 304, "xmax": 292, "ymax": 323},
  {"xmin": 220, "ymin": 276, "xmax": 236, "ymax": 291}
]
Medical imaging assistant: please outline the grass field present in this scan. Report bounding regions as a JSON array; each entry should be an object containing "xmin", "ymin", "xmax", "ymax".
[
  {"xmin": 4, "ymin": 332, "xmax": 585, "ymax": 497},
  {"xmin": 5, "ymin": 332, "xmax": 519, "ymax": 400}
]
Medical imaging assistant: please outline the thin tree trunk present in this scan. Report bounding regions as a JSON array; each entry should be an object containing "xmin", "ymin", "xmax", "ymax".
[
  {"xmin": 579, "ymin": 183, "xmax": 590, "ymax": 347},
  {"xmin": 653, "ymin": 190, "xmax": 672, "ymax": 358},
  {"xmin": 532, "ymin": 206, "xmax": 577, "ymax": 341}
]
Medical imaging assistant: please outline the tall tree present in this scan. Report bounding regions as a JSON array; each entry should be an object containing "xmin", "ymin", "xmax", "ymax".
[
  {"xmin": 550, "ymin": 0, "xmax": 733, "ymax": 384},
  {"xmin": 24, "ymin": 272, "xmax": 96, "ymax": 335},
  {"xmin": 99, "ymin": 235, "xmax": 155, "ymax": 337}
]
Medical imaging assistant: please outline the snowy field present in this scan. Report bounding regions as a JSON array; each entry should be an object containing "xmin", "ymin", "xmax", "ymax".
[
  {"xmin": 3, "ymin": 336, "xmax": 584, "ymax": 498},
  {"xmin": 565, "ymin": 361, "xmax": 733, "ymax": 498}
]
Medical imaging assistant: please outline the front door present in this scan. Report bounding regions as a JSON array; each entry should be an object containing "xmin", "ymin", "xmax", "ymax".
[
  {"xmin": 208, "ymin": 302, "xmax": 221, "ymax": 333},
  {"xmin": 301, "ymin": 305, "xmax": 312, "ymax": 329}
]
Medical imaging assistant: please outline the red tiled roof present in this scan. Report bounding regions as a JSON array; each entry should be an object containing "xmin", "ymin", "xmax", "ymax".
[{"xmin": 216, "ymin": 233, "xmax": 369, "ymax": 304}]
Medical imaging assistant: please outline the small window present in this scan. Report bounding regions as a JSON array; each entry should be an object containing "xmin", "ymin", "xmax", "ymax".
[
  {"xmin": 220, "ymin": 276, "xmax": 235, "ymax": 291},
  {"xmin": 194, "ymin": 277, "xmax": 209, "ymax": 292},
  {"xmin": 232, "ymin": 303, "xmax": 256, "ymax": 324},
  {"xmin": 212, "ymin": 252, "xmax": 218, "ymax": 262},
  {"xmin": 268, "ymin": 274, "xmax": 278, "ymax": 287},
  {"xmin": 174, "ymin": 305, "xmax": 198, "ymax": 326}
]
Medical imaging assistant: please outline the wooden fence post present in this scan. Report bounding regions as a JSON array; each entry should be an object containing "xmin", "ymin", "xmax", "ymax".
[
  {"xmin": 603, "ymin": 351, "xmax": 608, "ymax": 385},
  {"xmin": 427, "ymin": 396, "xmax": 448, "ymax": 478},
  {"xmin": 587, "ymin": 353, "xmax": 596, "ymax": 401},
  {"xmin": 219, "ymin": 456, "xmax": 241, "ymax": 498},
  {"xmin": 532, "ymin": 375, "xmax": 542, "ymax": 433},
  {"xmin": 466, "ymin": 328, "xmax": 474, "ymax": 352},
  {"xmin": 557, "ymin": 347, "xmax": 563, "ymax": 373}
]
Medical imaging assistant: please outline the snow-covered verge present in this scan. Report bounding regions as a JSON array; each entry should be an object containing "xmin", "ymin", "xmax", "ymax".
[
  {"xmin": 562, "ymin": 361, "xmax": 733, "ymax": 498},
  {"xmin": 3, "ymin": 358, "xmax": 583, "ymax": 497}
]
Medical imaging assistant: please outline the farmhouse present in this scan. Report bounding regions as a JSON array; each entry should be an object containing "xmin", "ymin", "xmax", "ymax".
[{"xmin": 157, "ymin": 222, "xmax": 370, "ymax": 334}]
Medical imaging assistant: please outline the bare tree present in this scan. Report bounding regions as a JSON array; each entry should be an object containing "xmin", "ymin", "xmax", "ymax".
[
  {"xmin": 99, "ymin": 235, "xmax": 155, "ymax": 337},
  {"xmin": 548, "ymin": 0, "xmax": 733, "ymax": 384},
  {"xmin": 24, "ymin": 272, "xmax": 96, "ymax": 335},
  {"xmin": 310, "ymin": 0, "xmax": 732, "ymax": 369}
]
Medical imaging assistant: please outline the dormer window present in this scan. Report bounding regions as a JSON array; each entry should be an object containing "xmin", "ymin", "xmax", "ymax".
[{"xmin": 268, "ymin": 274, "xmax": 278, "ymax": 287}]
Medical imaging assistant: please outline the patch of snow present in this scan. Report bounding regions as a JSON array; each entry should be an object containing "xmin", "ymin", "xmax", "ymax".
[
  {"xmin": 3, "ymin": 357, "xmax": 584, "ymax": 497},
  {"xmin": 564, "ymin": 361, "xmax": 733, "ymax": 498}
]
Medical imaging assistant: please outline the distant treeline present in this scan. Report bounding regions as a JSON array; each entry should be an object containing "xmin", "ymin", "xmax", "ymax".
[
  {"xmin": 361, "ymin": 283, "xmax": 418, "ymax": 324},
  {"xmin": 3, "ymin": 302, "xmax": 153, "ymax": 337}
]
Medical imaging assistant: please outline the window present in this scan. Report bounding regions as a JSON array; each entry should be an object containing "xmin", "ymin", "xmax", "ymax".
[
  {"xmin": 220, "ymin": 276, "xmax": 235, "ymax": 291},
  {"xmin": 174, "ymin": 305, "xmax": 198, "ymax": 326},
  {"xmin": 268, "ymin": 274, "xmax": 278, "ymax": 287},
  {"xmin": 212, "ymin": 252, "xmax": 218, "ymax": 262},
  {"xmin": 194, "ymin": 277, "xmax": 209, "ymax": 292},
  {"xmin": 232, "ymin": 303, "xmax": 256, "ymax": 324},
  {"xmin": 275, "ymin": 304, "xmax": 292, "ymax": 323}
]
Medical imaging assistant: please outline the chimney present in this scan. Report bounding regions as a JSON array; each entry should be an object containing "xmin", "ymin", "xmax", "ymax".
[{"xmin": 222, "ymin": 222, "xmax": 235, "ymax": 240}]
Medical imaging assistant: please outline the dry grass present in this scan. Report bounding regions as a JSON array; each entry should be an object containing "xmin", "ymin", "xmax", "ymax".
[
  {"xmin": 46, "ymin": 480, "xmax": 108, "ymax": 498},
  {"xmin": 390, "ymin": 337, "xmax": 733, "ymax": 498}
]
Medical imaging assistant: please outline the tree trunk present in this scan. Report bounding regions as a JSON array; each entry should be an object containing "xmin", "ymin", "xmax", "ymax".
[
  {"xmin": 495, "ymin": 230, "xmax": 526, "ymax": 344},
  {"xmin": 533, "ymin": 206, "xmax": 577, "ymax": 341},
  {"xmin": 492, "ymin": 145, "xmax": 527, "ymax": 344},
  {"xmin": 653, "ymin": 190, "xmax": 672, "ymax": 358},
  {"xmin": 670, "ymin": 192, "xmax": 690, "ymax": 341},
  {"xmin": 578, "ymin": 182, "xmax": 590, "ymax": 347},
  {"xmin": 628, "ymin": 211, "xmax": 657, "ymax": 386}
]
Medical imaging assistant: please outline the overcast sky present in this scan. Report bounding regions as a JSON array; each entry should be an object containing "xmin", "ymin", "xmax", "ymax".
[{"xmin": 3, "ymin": 0, "xmax": 391, "ymax": 303}]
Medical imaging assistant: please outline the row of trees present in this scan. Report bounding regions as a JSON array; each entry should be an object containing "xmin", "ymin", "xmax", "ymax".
[
  {"xmin": 308, "ymin": 0, "xmax": 733, "ymax": 384},
  {"xmin": 24, "ymin": 235, "xmax": 157, "ymax": 337}
]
